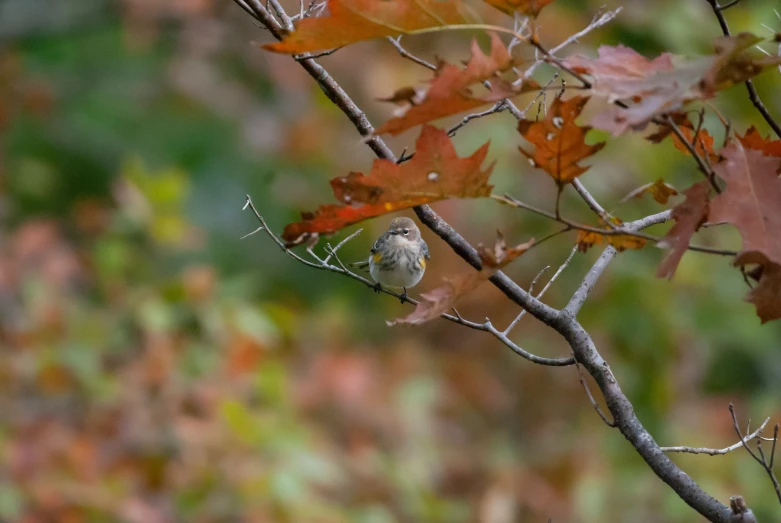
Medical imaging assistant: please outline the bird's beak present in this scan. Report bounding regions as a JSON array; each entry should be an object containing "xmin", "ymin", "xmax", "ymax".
[{"xmin": 389, "ymin": 230, "xmax": 398, "ymax": 235}]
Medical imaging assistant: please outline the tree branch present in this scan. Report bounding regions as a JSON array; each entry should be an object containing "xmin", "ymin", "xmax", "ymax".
[
  {"xmin": 705, "ymin": 0, "xmax": 781, "ymax": 138},
  {"xmin": 661, "ymin": 417, "xmax": 770, "ymax": 455},
  {"xmin": 237, "ymin": 3, "xmax": 736, "ymax": 520}
]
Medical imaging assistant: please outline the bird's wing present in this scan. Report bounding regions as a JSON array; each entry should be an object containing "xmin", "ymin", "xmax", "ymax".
[
  {"xmin": 421, "ymin": 239, "xmax": 430, "ymax": 260},
  {"xmin": 370, "ymin": 231, "xmax": 391, "ymax": 254}
]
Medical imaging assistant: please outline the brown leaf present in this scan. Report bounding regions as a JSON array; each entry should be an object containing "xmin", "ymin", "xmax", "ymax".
[
  {"xmin": 264, "ymin": 0, "xmax": 474, "ymax": 54},
  {"xmin": 517, "ymin": 96, "xmax": 605, "ymax": 185},
  {"xmin": 568, "ymin": 35, "xmax": 781, "ymax": 135},
  {"xmin": 710, "ymin": 142, "xmax": 781, "ymax": 321},
  {"xmin": 563, "ymin": 44, "xmax": 677, "ymax": 100},
  {"xmin": 389, "ymin": 233, "xmax": 534, "ymax": 325},
  {"xmin": 482, "ymin": 0, "xmax": 556, "ymax": 16},
  {"xmin": 621, "ymin": 178, "xmax": 678, "ymax": 205},
  {"xmin": 376, "ymin": 33, "xmax": 540, "ymax": 136},
  {"xmin": 283, "ymin": 126, "xmax": 494, "ymax": 245},
  {"xmin": 702, "ymin": 33, "xmax": 781, "ymax": 94},
  {"xmin": 575, "ymin": 224, "xmax": 647, "ymax": 253},
  {"xmin": 734, "ymin": 252, "xmax": 781, "ymax": 323},
  {"xmin": 656, "ymin": 181, "xmax": 711, "ymax": 279}
]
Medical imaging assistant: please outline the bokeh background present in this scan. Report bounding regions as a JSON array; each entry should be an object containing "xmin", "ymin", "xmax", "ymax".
[{"xmin": 1, "ymin": 0, "xmax": 781, "ymax": 521}]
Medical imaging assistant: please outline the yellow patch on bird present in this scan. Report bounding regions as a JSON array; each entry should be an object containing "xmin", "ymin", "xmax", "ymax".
[
  {"xmin": 419, "ymin": 258, "xmax": 426, "ymax": 269},
  {"xmin": 373, "ymin": 253, "xmax": 383, "ymax": 263}
]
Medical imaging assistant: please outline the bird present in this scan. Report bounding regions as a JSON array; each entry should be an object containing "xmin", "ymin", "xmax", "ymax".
[{"xmin": 352, "ymin": 217, "xmax": 429, "ymax": 303}]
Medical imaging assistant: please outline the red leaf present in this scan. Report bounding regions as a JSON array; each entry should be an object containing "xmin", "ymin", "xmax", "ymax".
[
  {"xmin": 389, "ymin": 233, "xmax": 534, "ymax": 325},
  {"xmin": 656, "ymin": 181, "xmax": 711, "ymax": 279},
  {"xmin": 566, "ymin": 35, "xmax": 781, "ymax": 135},
  {"xmin": 517, "ymin": 96, "xmax": 605, "ymax": 185},
  {"xmin": 711, "ymin": 143, "xmax": 781, "ymax": 265},
  {"xmin": 376, "ymin": 33, "xmax": 540, "ymax": 136},
  {"xmin": 282, "ymin": 126, "xmax": 494, "ymax": 245},
  {"xmin": 264, "ymin": 0, "xmax": 473, "ymax": 54},
  {"xmin": 710, "ymin": 142, "xmax": 781, "ymax": 321}
]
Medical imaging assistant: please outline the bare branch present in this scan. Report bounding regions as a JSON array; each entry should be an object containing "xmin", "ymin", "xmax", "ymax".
[
  {"xmin": 522, "ymin": 7, "xmax": 623, "ymax": 80},
  {"xmin": 564, "ymin": 210, "xmax": 671, "ymax": 316},
  {"xmin": 387, "ymin": 36, "xmax": 437, "ymax": 71},
  {"xmin": 505, "ymin": 246, "xmax": 577, "ymax": 335},
  {"xmin": 661, "ymin": 417, "xmax": 770, "ymax": 455},
  {"xmin": 729, "ymin": 404, "xmax": 781, "ymax": 505}
]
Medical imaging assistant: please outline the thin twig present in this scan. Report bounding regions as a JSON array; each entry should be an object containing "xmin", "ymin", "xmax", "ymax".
[
  {"xmin": 495, "ymin": 194, "xmax": 735, "ymax": 257},
  {"xmin": 575, "ymin": 362, "xmax": 616, "ymax": 427},
  {"xmin": 664, "ymin": 116, "xmax": 721, "ymax": 193},
  {"xmin": 705, "ymin": 0, "xmax": 781, "ymax": 138},
  {"xmin": 729, "ymin": 404, "xmax": 781, "ymax": 505},
  {"xmin": 661, "ymin": 417, "xmax": 770, "ymax": 455},
  {"xmin": 504, "ymin": 246, "xmax": 578, "ymax": 335},
  {"xmin": 244, "ymin": 195, "xmax": 574, "ymax": 367}
]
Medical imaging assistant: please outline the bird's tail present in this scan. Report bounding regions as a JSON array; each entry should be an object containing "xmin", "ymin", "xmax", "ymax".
[{"xmin": 350, "ymin": 260, "xmax": 370, "ymax": 271}]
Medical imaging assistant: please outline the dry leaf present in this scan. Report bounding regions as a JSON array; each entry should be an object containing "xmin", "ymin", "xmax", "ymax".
[
  {"xmin": 376, "ymin": 33, "xmax": 540, "ymax": 136},
  {"xmin": 389, "ymin": 233, "xmax": 534, "ymax": 325},
  {"xmin": 264, "ymin": 0, "xmax": 474, "ymax": 54},
  {"xmin": 656, "ymin": 181, "xmax": 711, "ymax": 279},
  {"xmin": 283, "ymin": 126, "xmax": 494, "ymax": 245},
  {"xmin": 517, "ymin": 96, "xmax": 605, "ymax": 185}
]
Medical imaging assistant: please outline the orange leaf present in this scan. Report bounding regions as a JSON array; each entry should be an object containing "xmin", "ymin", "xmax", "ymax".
[
  {"xmin": 376, "ymin": 33, "xmax": 540, "ymax": 136},
  {"xmin": 647, "ymin": 114, "xmax": 718, "ymax": 162},
  {"xmin": 656, "ymin": 181, "xmax": 710, "ymax": 279},
  {"xmin": 517, "ymin": 96, "xmax": 605, "ymax": 185},
  {"xmin": 482, "ymin": 0, "xmax": 555, "ymax": 16},
  {"xmin": 283, "ymin": 126, "xmax": 494, "ymax": 245},
  {"xmin": 389, "ymin": 233, "xmax": 534, "ymax": 325},
  {"xmin": 264, "ymin": 0, "xmax": 473, "ymax": 54},
  {"xmin": 575, "ymin": 227, "xmax": 647, "ymax": 253}
]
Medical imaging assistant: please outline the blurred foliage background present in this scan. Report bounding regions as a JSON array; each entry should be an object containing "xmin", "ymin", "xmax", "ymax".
[{"xmin": 1, "ymin": 0, "xmax": 780, "ymax": 521}]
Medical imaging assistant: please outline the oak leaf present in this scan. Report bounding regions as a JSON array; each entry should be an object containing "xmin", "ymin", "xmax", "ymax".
[
  {"xmin": 566, "ymin": 35, "xmax": 781, "ymax": 135},
  {"xmin": 517, "ymin": 96, "xmax": 605, "ymax": 185},
  {"xmin": 647, "ymin": 114, "xmax": 718, "ymax": 162},
  {"xmin": 482, "ymin": 0, "xmax": 555, "ymax": 17},
  {"xmin": 389, "ymin": 232, "xmax": 534, "ymax": 325},
  {"xmin": 264, "ymin": 0, "xmax": 474, "ymax": 54},
  {"xmin": 738, "ymin": 126, "xmax": 781, "ymax": 173},
  {"xmin": 656, "ymin": 181, "xmax": 710, "ymax": 279},
  {"xmin": 735, "ymin": 252, "xmax": 781, "ymax": 323},
  {"xmin": 282, "ymin": 125, "xmax": 494, "ymax": 245},
  {"xmin": 376, "ymin": 33, "xmax": 540, "ymax": 136},
  {"xmin": 710, "ymin": 142, "xmax": 781, "ymax": 321}
]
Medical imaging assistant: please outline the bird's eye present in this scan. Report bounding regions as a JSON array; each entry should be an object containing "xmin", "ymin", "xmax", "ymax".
[{"xmin": 403, "ymin": 229, "xmax": 409, "ymax": 235}]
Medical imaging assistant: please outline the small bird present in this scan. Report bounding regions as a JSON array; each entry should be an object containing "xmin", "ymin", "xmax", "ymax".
[{"xmin": 353, "ymin": 217, "xmax": 429, "ymax": 303}]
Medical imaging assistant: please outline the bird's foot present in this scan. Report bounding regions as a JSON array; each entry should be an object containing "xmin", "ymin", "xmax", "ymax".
[
  {"xmin": 399, "ymin": 288, "xmax": 408, "ymax": 304},
  {"xmin": 373, "ymin": 282, "xmax": 382, "ymax": 293}
]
